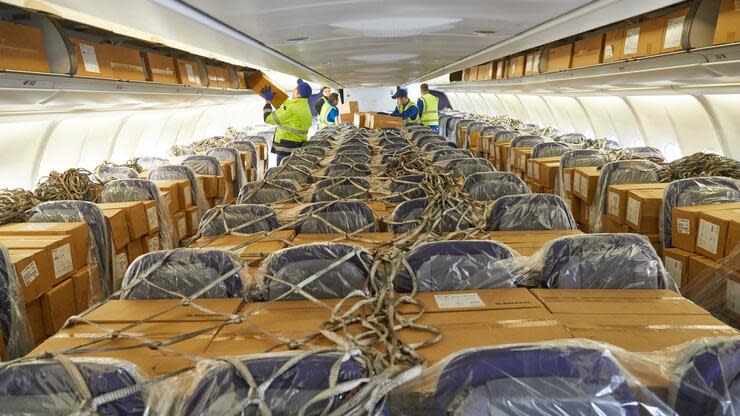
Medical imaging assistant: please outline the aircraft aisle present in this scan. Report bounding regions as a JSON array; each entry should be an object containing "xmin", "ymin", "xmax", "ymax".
[{"xmin": 0, "ymin": 0, "xmax": 738, "ymax": 414}]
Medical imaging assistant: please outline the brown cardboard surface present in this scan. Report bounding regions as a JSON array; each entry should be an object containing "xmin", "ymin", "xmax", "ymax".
[
  {"xmin": 173, "ymin": 211, "xmax": 187, "ymax": 241},
  {"xmin": 0, "ymin": 20, "xmax": 50, "ymax": 73},
  {"xmin": 671, "ymin": 202, "xmax": 740, "ymax": 252},
  {"xmin": 508, "ymin": 55, "xmax": 526, "ymax": 78},
  {"xmin": 727, "ymin": 219, "xmax": 740, "ymax": 258},
  {"xmin": 524, "ymin": 52, "xmax": 541, "ymax": 75},
  {"xmin": 247, "ymin": 71, "xmax": 289, "ymax": 107},
  {"xmin": 198, "ymin": 175, "xmax": 219, "ymax": 198},
  {"xmin": 623, "ymin": 17, "xmax": 666, "ymax": 58},
  {"xmin": 625, "ymin": 188, "xmax": 665, "ymax": 233},
  {"xmin": 539, "ymin": 161, "xmax": 561, "ymax": 189},
  {"xmin": 607, "ymin": 183, "xmax": 667, "ymax": 224},
  {"xmin": 143, "ymin": 233, "xmax": 161, "ymax": 253},
  {"xmin": 484, "ymin": 230, "xmax": 583, "ymax": 253},
  {"xmin": 547, "ymin": 44, "xmax": 573, "ymax": 72},
  {"xmin": 152, "ymin": 180, "xmax": 185, "ymax": 213},
  {"xmin": 660, "ymin": 8, "xmax": 690, "ymax": 52},
  {"xmin": 663, "ymin": 247, "xmax": 699, "ymax": 290},
  {"xmin": 83, "ymin": 299, "xmax": 243, "ymax": 323},
  {"xmin": 98, "ymin": 202, "xmax": 149, "ymax": 239},
  {"xmin": 292, "ymin": 232, "xmax": 395, "ymax": 250},
  {"xmin": 604, "ymin": 216, "xmax": 631, "ymax": 233},
  {"xmin": 25, "ymin": 298, "xmax": 46, "ymax": 345},
  {"xmin": 572, "ymin": 167, "xmax": 600, "ymax": 203},
  {"xmin": 686, "ymin": 255, "xmax": 740, "ymax": 308},
  {"xmin": 41, "ymin": 279, "xmax": 77, "ymax": 336},
  {"xmin": 398, "ymin": 289, "xmax": 545, "ymax": 314},
  {"xmin": 142, "ymin": 200, "xmax": 160, "ymax": 234},
  {"xmin": 185, "ymin": 206, "xmax": 200, "ymax": 235},
  {"xmin": 530, "ymin": 289, "xmax": 709, "ymax": 315},
  {"xmin": 0, "ymin": 222, "xmax": 89, "ymax": 270},
  {"xmin": 369, "ymin": 114, "xmax": 403, "ymax": 129},
  {"xmin": 70, "ymin": 38, "xmax": 146, "ymax": 80},
  {"xmin": 338, "ymin": 101, "xmax": 359, "ymax": 114},
  {"xmin": 174, "ymin": 58, "xmax": 204, "ymax": 86},
  {"xmin": 8, "ymin": 249, "xmax": 53, "ymax": 303},
  {"xmin": 572, "ymin": 34, "xmax": 604, "ymax": 67},
  {"xmin": 127, "ymin": 238, "xmax": 145, "ymax": 262},
  {"xmin": 603, "ymin": 26, "xmax": 625, "ymax": 62},
  {"xmin": 71, "ymin": 266, "xmax": 91, "ymax": 313},
  {"xmin": 713, "ymin": 0, "xmax": 740, "ymax": 45},
  {"xmin": 143, "ymin": 52, "xmax": 178, "ymax": 84},
  {"xmin": 0, "ymin": 236, "xmax": 77, "ymax": 284},
  {"xmin": 695, "ymin": 209, "xmax": 740, "ymax": 260},
  {"xmin": 103, "ymin": 208, "xmax": 131, "ymax": 251}
]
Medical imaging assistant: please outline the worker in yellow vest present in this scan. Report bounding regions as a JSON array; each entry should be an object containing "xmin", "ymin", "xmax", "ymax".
[
  {"xmin": 260, "ymin": 79, "xmax": 313, "ymax": 164},
  {"xmin": 390, "ymin": 88, "xmax": 420, "ymax": 126},
  {"xmin": 417, "ymin": 83, "xmax": 439, "ymax": 132},
  {"xmin": 318, "ymin": 93, "xmax": 340, "ymax": 129}
]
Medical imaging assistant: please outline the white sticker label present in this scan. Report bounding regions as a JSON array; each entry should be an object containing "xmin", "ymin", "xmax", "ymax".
[
  {"xmin": 727, "ymin": 279, "xmax": 740, "ymax": 315},
  {"xmin": 183, "ymin": 186, "xmax": 193, "ymax": 206},
  {"xmin": 664, "ymin": 257, "xmax": 683, "ymax": 288},
  {"xmin": 533, "ymin": 54, "xmax": 541, "ymax": 73},
  {"xmin": 177, "ymin": 217, "xmax": 187, "ymax": 239},
  {"xmin": 608, "ymin": 192, "xmax": 620, "ymax": 216},
  {"xmin": 579, "ymin": 174, "xmax": 589, "ymax": 197},
  {"xmin": 115, "ymin": 252, "xmax": 128, "ymax": 280},
  {"xmin": 79, "ymin": 43, "xmax": 100, "ymax": 73},
  {"xmin": 21, "ymin": 260, "xmax": 39, "ymax": 287},
  {"xmin": 604, "ymin": 44, "xmax": 614, "ymax": 59},
  {"xmin": 696, "ymin": 219, "xmax": 720, "ymax": 254},
  {"xmin": 434, "ymin": 293, "xmax": 485, "ymax": 309},
  {"xmin": 51, "ymin": 244, "xmax": 73, "ymax": 278},
  {"xmin": 677, "ymin": 218, "xmax": 690, "ymax": 234},
  {"xmin": 663, "ymin": 16, "xmax": 685, "ymax": 49},
  {"xmin": 626, "ymin": 198, "xmax": 641, "ymax": 225},
  {"xmin": 184, "ymin": 63, "xmax": 196, "ymax": 83},
  {"xmin": 147, "ymin": 235, "xmax": 160, "ymax": 252},
  {"xmin": 146, "ymin": 206, "xmax": 159, "ymax": 230},
  {"xmin": 190, "ymin": 211, "xmax": 200, "ymax": 229},
  {"xmin": 624, "ymin": 27, "xmax": 640, "ymax": 55},
  {"xmin": 564, "ymin": 173, "xmax": 572, "ymax": 192}
]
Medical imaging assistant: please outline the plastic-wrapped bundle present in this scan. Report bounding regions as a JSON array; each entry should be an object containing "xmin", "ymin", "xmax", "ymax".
[
  {"xmin": 182, "ymin": 155, "xmax": 223, "ymax": 176},
  {"xmin": 0, "ymin": 357, "xmax": 148, "ymax": 415},
  {"xmin": 120, "ymin": 248, "xmax": 248, "ymax": 299},
  {"xmin": 619, "ymin": 146, "xmax": 664, "ymax": 162},
  {"xmin": 463, "ymin": 172, "xmax": 530, "ymax": 201},
  {"xmin": 296, "ymin": 146, "xmax": 327, "ymax": 159},
  {"xmin": 138, "ymin": 156, "xmax": 170, "ymax": 172},
  {"xmin": 390, "ymin": 341, "xmax": 674, "ymax": 416},
  {"xmin": 149, "ymin": 165, "xmax": 210, "ymax": 217},
  {"xmin": 334, "ymin": 152, "xmax": 371, "ymax": 165},
  {"xmin": 411, "ymin": 129, "xmax": 435, "ymax": 141},
  {"xmin": 96, "ymin": 165, "xmax": 139, "ymax": 182},
  {"xmin": 661, "ymin": 177, "xmax": 740, "ymax": 248},
  {"xmin": 438, "ymin": 114, "xmax": 451, "ymax": 137},
  {"xmin": 156, "ymin": 352, "xmax": 367, "ymax": 416},
  {"xmin": 101, "ymin": 179, "xmax": 178, "ymax": 252},
  {"xmin": 422, "ymin": 141, "xmax": 457, "ymax": 153},
  {"xmin": 206, "ymin": 147, "xmax": 248, "ymax": 191},
  {"xmin": 336, "ymin": 144, "xmax": 370, "ymax": 155},
  {"xmin": 313, "ymin": 177, "xmax": 371, "ymax": 202},
  {"xmin": 446, "ymin": 158, "xmax": 495, "ymax": 179},
  {"xmin": 669, "ymin": 336, "xmax": 739, "ymax": 416},
  {"xmin": 325, "ymin": 163, "xmax": 372, "ymax": 178},
  {"xmin": 342, "ymin": 137, "xmax": 370, "ymax": 147},
  {"xmin": 390, "ymin": 197, "xmax": 476, "ymax": 234},
  {"xmin": 480, "ymin": 125, "xmax": 507, "ymax": 137},
  {"xmin": 444, "ymin": 117, "xmax": 465, "ymax": 142},
  {"xmin": 0, "ymin": 244, "xmax": 33, "ymax": 358},
  {"xmin": 245, "ymin": 134, "xmax": 271, "ymax": 153},
  {"xmin": 539, "ymin": 233, "xmax": 674, "ymax": 289},
  {"xmin": 430, "ymin": 149, "xmax": 474, "ymax": 164},
  {"xmin": 588, "ymin": 160, "xmax": 662, "ymax": 233},
  {"xmin": 197, "ymin": 204, "xmax": 278, "ymax": 237},
  {"xmin": 296, "ymin": 201, "xmax": 379, "ymax": 234},
  {"xmin": 265, "ymin": 165, "xmax": 314, "ymax": 184},
  {"xmin": 486, "ymin": 194, "xmax": 577, "ymax": 231},
  {"xmin": 508, "ymin": 135, "xmax": 546, "ymax": 171},
  {"xmin": 556, "ymin": 149, "xmax": 609, "ymax": 198},
  {"xmin": 415, "ymin": 134, "xmax": 446, "ymax": 147},
  {"xmin": 531, "ymin": 141, "xmax": 571, "ymax": 158},
  {"xmin": 237, "ymin": 179, "xmax": 300, "ymax": 205},
  {"xmin": 283, "ymin": 154, "xmax": 322, "ymax": 171},
  {"xmin": 556, "ymin": 132, "xmax": 586, "ymax": 144},
  {"xmin": 396, "ymin": 240, "xmax": 519, "ymax": 292},
  {"xmin": 257, "ymin": 243, "xmax": 373, "ymax": 300},
  {"xmin": 388, "ymin": 175, "xmax": 427, "ymax": 203},
  {"xmin": 407, "ymin": 125, "xmax": 432, "ymax": 133},
  {"xmin": 492, "ymin": 130, "xmax": 517, "ymax": 144},
  {"xmin": 463, "ymin": 121, "xmax": 489, "ymax": 149},
  {"xmin": 29, "ymin": 201, "xmax": 111, "ymax": 298}
]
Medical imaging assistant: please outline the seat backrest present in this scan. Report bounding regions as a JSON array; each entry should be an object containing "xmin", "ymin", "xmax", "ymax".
[
  {"xmin": 398, "ymin": 240, "xmax": 517, "ymax": 292},
  {"xmin": 237, "ymin": 179, "xmax": 299, "ymax": 204},
  {"xmin": 183, "ymin": 155, "xmax": 223, "ymax": 176},
  {"xmin": 388, "ymin": 175, "xmax": 426, "ymax": 203},
  {"xmin": 621, "ymin": 146, "xmax": 664, "ymax": 161},
  {"xmin": 431, "ymin": 149, "xmax": 473, "ymax": 163},
  {"xmin": 260, "ymin": 243, "xmax": 373, "ymax": 300},
  {"xmin": 390, "ymin": 197, "xmax": 475, "ymax": 234},
  {"xmin": 121, "ymin": 248, "xmax": 246, "ymax": 299},
  {"xmin": 313, "ymin": 177, "xmax": 371, "ymax": 202},
  {"xmin": 447, "ymin": 158, "xmax": 495, "ymax": 179},
  {"xmin": 493, "ymin": 130, "xmax": 516, "ymax": 143},
  {"xmin": 264, "ymin": 165, "xmax": 314, "ymax": 184},
  {"xmin": 540, "ymin": 234, "xmax": 671, "ymax": 289},
  {"xmin": 206, "ymin": 147, "xmax": 248, "ymax": 190},
  {"xmin": 297, "ymin": 201, "xmax": 378, "ymax": 233},
  {"xmin": 325, "ymin": 163, "xmax": 371, "ymax": 178},
  {"xmin": 556, "ymin": 133, "xmax": 586, "ymax": 144},
  {"xmin": 463, "ymin": 172, "xmax": 530, "ymax": 201},
  {"xmin": 333, "ymin": 153, "xmax": 370, "ymax": 165},
  {"xmin": 138, "ymin": 156, "xmax": 169, "ymax": 171},
  {"xmin": 96, "ymin": 165, "xmax": 139, "ymax": 181},
  {"xmin": 0, "ymin": 244, "xmax": 33, "ymax": 358},
  {"xmin": 486, "ymin": 194, "xmax": 577, "ymax": 231},
  {"xmin": 197, "ymin": 204, "xmax": 278, "ymax": 237},
  {"xmin": 149, "ymin": 164, "xmax": 210, "ymax": 216},
  {"xmin": 531, "ymin": 142, "xmax": 571, "ymax": 158}
]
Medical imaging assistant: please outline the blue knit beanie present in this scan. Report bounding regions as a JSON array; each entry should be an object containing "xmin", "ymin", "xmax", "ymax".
[{"xmin": 297, "ymin": 79, "xmax": 312, "ymax": 98}]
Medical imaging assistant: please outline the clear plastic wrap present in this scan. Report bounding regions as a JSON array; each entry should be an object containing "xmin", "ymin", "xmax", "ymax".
[
  {"xmin": 29, "ymin": 200, "xmax": 111, "ymax": 298},
  {"xmin": 313, "ymin": 177, "xmax": 371, "ymax": 202},
  {"xmin": 486, "ymin": 194, "xmax": 577, "ymax": 231},
  {"xmin": 197, "ymin": 204, "xmax": 279, "ymax": 237},
  {"xmin": 0, "ymin": 357, "xmax": 148, "ymax": 415},
  {"xmin": 182, "ymin": 155, "xmax": 223, "ymax": 176},
  {"xmin": 463, "ymin": 172, "xmax": 530, "ymax": 201},
  {"xmin": 255, "ymin": 242, "xmax": 373, "ymax": 300},
  {"xmin": 390, "ymin": 197, "xmax": 476, "ymax": 234},
  {"xmin": 411, "ymin": 129, "xmax": 436, "ymax": 142},
  {"xmin": 120, "ymin": 248, "xmax": 248, "ymax": 299},
  {"xmin": 137, "ymin": 156, "xmax": 170, "ymax": 172},
  {"xmin": 388, "ymin": 340, "xmax": 677, "ymax": 416},
  {"xmin": 537, "ymin": 233, "xmax": 675, "ymax": 290},
  {"xmin": 463, "ymin": 122, "xmax": 489, "ymax": 150},
  {"xmin": 620, "ymin": 146, "xmax": 665, "ymax": 162},
  {"xmin": 430, "ymin": 149, "xmax": 474, "ymax": 163},
  {"xmin": 556, "ymin": 132, "xmax": 587, "ymax": 144},
  {"xmin": 154, "ymin": 351, "xmax": 366, "ymax": 416},
  {"xmin": 265, "ymin": 165, "xmax": 314, "ymax": 185},
  {"xmin": 588, "ymin": 160, "xmax": 662, "ymax": 233},
  {"xmin": 325, "ymin": 163, "xmax": 372, "ymax": 178},
  {"xmin": 296, "ymin": 201, "xmax": 379, "ymax": 234},
  {"xmin": 660, "ymin": 177, "xmax": 740, "ymax": 248},
  {"xmin": 237, "ymin": 179, "xmax": 300, "ymax": 205},
  {"xmin": 0, "ymin": 244, "xmax": 33, "ymax": 358},
  {"xmin": 388, "ymin": 175, "xmax": 427, "ymax": 203},
  {"xmin": 101, "ymin": 179, "xmax": 179, "ymax": 250},
  {"xmin": 421, "ymin": 141, "xmax": 457, "ymax": 153},
  {"xmin": 446, "ymin": 158, "xmax": 496, "ymax": 179},
  {"xmin": 148, "ymin": 165, "xmax": 210, "ymax": 217},
  {"xmin": 396, "ymin": 240, "xmax": 519, "ymax": 292},
  {"xmin": 334, "ymin": 153, "xmax": 371, "ymax": 166},
  {"xmin": 531, "ymin": 141, "xmax": 571, "ymax": 158},
  {"xmin": 493, "ymin": 130, "xmax": 517, "ymax": 143},
  {"xmin": 508, "ymin": 135, "xmax": 547, "ymax": 171},
  {"xmin": 206, "ymin": 147, "xmax": 249, "ymax": 192},
  {"xmin": 284, "ymin": 153, "xmax": 322, "ymax": 170},
  {"xmin": 96, "ymin": 165, "xmax": 139, "ymax": 182},
  {"xmin": 556, "ymin": 149, "xmax": 609, "ymax": 199},
  {"xmin": 444, "ymin": 117, "xmax": 465, "ymax": 142}
]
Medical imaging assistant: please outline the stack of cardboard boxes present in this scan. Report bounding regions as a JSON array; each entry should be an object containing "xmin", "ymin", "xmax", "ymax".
[
  {"xmin": 604, "ymin": 183, "xmax": 669, "ymax": 255},
  {"xmin": 524, "ymin": 156, "xmax": 561, "ymax": 193},
  {"xmin": 566, "ymin": 166, "xmax": 602, "ymax": 232},
  {"xmin": 489, "ymin": 140, "xmax": 512, "ymax": 172},
  {"xmin": 0, "ymin": 222, "xmax": 92, "ymax": 347}
]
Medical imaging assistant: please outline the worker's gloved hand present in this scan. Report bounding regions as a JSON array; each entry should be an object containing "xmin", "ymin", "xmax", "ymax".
[{"xmin": 261, "ymin": 86, "xmax": 275, "ymax": 101}]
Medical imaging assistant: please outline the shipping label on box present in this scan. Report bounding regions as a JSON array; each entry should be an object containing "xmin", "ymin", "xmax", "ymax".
[
  {"xmin": 21, "ymin": 260, "xmax": 40, "ymax": 287},
  {"xmin": 626, "ymin": 197, "xmax": 641, "ymax": 226},
  {"xmin": 697, "ymin": 219, "xmax": 721, "ymax": 256},
  {"xmin": 608, "ymin": 191, "xmax": 620, "ymax": 216},
  {"xmin": 51, "ymin": 244, "xmax": 73, "ymax": 279},
  {"xmin": 434, "ymin": 293, "xmax": 485, "ymax": 309},
  {"xmin": 664, "ymin": 256, "xmax": 683, "ymax": 289},
  {"xmin": 146, "ymin": 206, "xmax": 159, "ymax": 231}
]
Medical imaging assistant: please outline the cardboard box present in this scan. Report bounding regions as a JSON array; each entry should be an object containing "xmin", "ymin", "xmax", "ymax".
[
  {"xmin": 126, "ymin": 238, "xmax": 145, "ymax": 261},
  {"xmin": 41, "ymin": 279, "xmax": 77, "ymax": 336},
  {"xmin": 173, "ymin": 211, "xmax": 187, "ymax": 241},
  {"xmin": 546, "ymin": 44, "xmax": 573, "ymax": 72},
  {"xmin": 603, "ymin": 216, "xmax": 631, "ymax": 233},
  {"xmin": 113, "ymin": 250, "xmax": 129, "ymax": 290},
  {"xmin": 607, "ymin": 183, "xmax": 667, "ymax": 224},
  {"xmin": 512, "ymin": 148, "xmax": 533, "ymax": 173},
  {"xmin": 572, "ymin": 167, "xmax": 600, "ymax": 203},
  {"xmin": 143, "ymin": 233, "xmax": 161, "ymax": 253},
  {"xmin": 98, "ymin": 202, "xmax": 148, "ymax": 239},
  {"xmin": 199, "ymin": 175, "xmax": 220, "ymax": 198},
  {"xmin": 562, "ymin": 168, "xmax": 575, "ymax": 195},
  {"xmin": 531, "ymin": 289, "xmax": 708, "ymax": 315},
  {"xmin": 0, "ymin": 20, "xmax": 50, "ymax": 73},
  {"xmin": 8, "ymin": 249, "xmax": 53, "ymax": 303},
  {"xmin": 664, "ymin": 247, "xmax": 699, "ymax": 289},
  {"xmin": 727, "ymin": 218, "xmax": 740, "ymax": 258},
  {"xmin": 0, "ymin": 222, "xmax": 89, "ymax": 270},
  {"xmin": 572, "ymin": 33, "xmax": 604, "ymax": 67},
  {"xmin": 713, "ymin": 0, "xmax": 740, "ymax": 45},
  {"xmin": 338, "ymin": 113, "xmax": 354, "ymax": 123},
  {"xmin": 671, "ymin": 202, "xmax": 740, "ymax": 252},
  {"xmin": 603, "ymin": 26, "xmax": 625, "ymax": 62},
  {"xmin": 533, "ymin": 158, "xmax": 561, "ymax": 189},
  {"xmin": 696, "ymin": 209, "xmax": 740, "ymax": 260},
  {"xmin": 83, "ymin": 298, "xmax": 243, "ymax": 323},
  {"xmin": 102, "ymin": 209, "xmax": 131, "ymax": 251},
  {"xmin": 71, "ymin": 266, "xmax": 91, "ymax": 313},
  {"xmin": 524, "ymin": 51, "xmax": 541, "ymax": 75},
  {"xmin": 578, "ymin": 200, "xmax": 590, "ymax": 227},
  {"xmin": 143, "ymin": 52, "xmax": 178, "ymax": 84},
  {"xmin": 623, "ymin": 17, "xmax": 666, "ymax": 58},
  {"xmin": 494, "ymin": 60, "xmax": 506, "ymax": 79},
  {"xmin": 625, "ymin": 188, "xmax": 665, "ymax": 233},
  {"xmin": 478, "ymin": 62, "xmax": 494, "ymax": 80},
  {"xmin": 661, "ymin": 7, "xmax": 689, "ymax": 53},
  {"xmin": 25, "ymin": 298, "xmax": 46, "ymax": 345},
  {"xmin": 564, "ymin": 196, "xmax": 580, "ymax": 221},
  {"xmin": 369, "ymin": 114, "xmax": 403, "ymax": 129},
  {"xmin": 247, "ymin": 70, "xmax": 288, "ymax": 107},
  {"xmin": 292, "ymin": 232, "xmax": 395, "ymax": 251},
  {"xmin": 485, "ymin": 230, "xmax": 583, "ymax": 256},
  {"xmin": 69, "ymin": 37, "xmax": 146, "ymax": 81},
  {"xmin": 0, "ymin": 236, "xmax": 76, "ymax": 284},
  {"xmin": 175, "ymin": 58, "xmax": 204, "ymax": 86},
  {"xmin": 153, "ymin": 180, "xmax": 188, "ymax": 212},
  {"xmin": 492, "ymin": 142, "xmax": 510, "ymax": 171},
  {"xmin": 508, "ymin": 55, "xmax": 526, "ymax": 78},
  {"xmin": 338, "ymin": 101, "xmax": 359, "ymax": 114},
  {"xmin": 185, "ymin": 206, "xmax": 200, "ymax": 236},
  {"xmin": 686, "ymin": 255, "xmax": 740, "ymax": 309}
]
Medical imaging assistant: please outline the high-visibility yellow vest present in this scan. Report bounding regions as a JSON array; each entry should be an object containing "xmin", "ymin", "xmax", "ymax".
[
  {"xmin": 265, "ymin": 98, "xmax": 312, "ymax": 144},
  {"xmin": 419, "ymin": 93, "xmax": 439, "ymax": 126},
  {"xmin": 318, "ymin": 99, "xmax": 337, "ymax": 129},
  {"xmin": 397, "ymin": 101, "xmax": 420, "ymax": 126}
]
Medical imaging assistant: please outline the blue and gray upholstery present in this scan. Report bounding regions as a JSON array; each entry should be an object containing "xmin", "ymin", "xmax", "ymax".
[
  {"xmin": 557, "ymin": 149, "xmax": 609, "ymax": 197},
  {"xmin": 397, "ymin": 241, "xmax": 518, "ymax": 292},
  {"xmin": 0, "ymin": 244, "xmax": 33, "ymax": 358},
  {"xmin": 486, "ymin": 194, "xmax": 577, "ymax": 231},
  {"xmin": 261, "ymin": 243, "xmax": 373, "ymax": 300},
  {"xmin": 540, "ymin": 234, "xmax": 672, "ymax": 289},
  {"xmin": 297, "ymin": 201, "xmax": 378, "ymax": 234},
  {"xmin": 96, "ymin": 165, "xmax": 139, "ymax": 181},
  {"xmin": 422, "ymin": 141, "xmax": 457, "ymax": 152},
  {"xmin": 621, "ymin": 146, "xmax": 664, "ymax": 161},
  {"xmin": 388, "ymin": 174, "xmax": 426, "ymax": 203},
  {"xmin": 390, "ymin": 197, "xmax": 475, "ymax": 234},
  {"xmin": 447, "ymin": 158, "xmax": 495, "ymax": 179},
  {"xmin": 336, "ymin": 144, "xmax": 370, "ymax": 155},
  {"xmin": 555, "ymin": 133, "xmax": 586, "ymax": 144},
  {"xmin": 183, "ymin": 155, "xmax": 223, "ymax": 176},
  {"xmin": 430, "ymin": 149, "xmax": 474, "ymax": 163},
  {"xmin": 207, "ymin": 147, "xmax": 248, "ymax": 191},
  {"xmin": 463, "ymin": 172, "xmax": 530, "ymax": 201},
  {"xmin": 661, "ymin": 177, "xmax": 740, "ymax": 248},
  {"xmin": 237, "ymin": 179, "xmax": 299, "ymax": 204},
  {"xmin": 333, "ymin": 152, "xmax": 371, "ymax": 165},
  {"xmin": 531, "ymin": 142, "xmax": 571, "ymax": 158},
  {"xmin": 264, "ymin": 165, "xmax": 313, "ymax": 184},
  {"xmin": 325, "ymin": 163, "xmax": 371, "ymax": 178},
  {"xmin": 197, "ymin": 204, "xmax": 278, "ymax": 237},
  {"xmin": 493, "ymin": 130, "xmax": 517, "ymax": 143},
  {"xmin": 121, "ymin": 249, "xmax": 246, "ymax": 299},
  {"xmin": 313, "ymin": 177, "xmax": 371, "ymax": 202},
  {"xmin": 149, "ymin": 164, "xmax": 210, "ymax": 216},
  {"xmin": 138, "ymin": 156, "xmax": 170, "ymax": 172}
]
